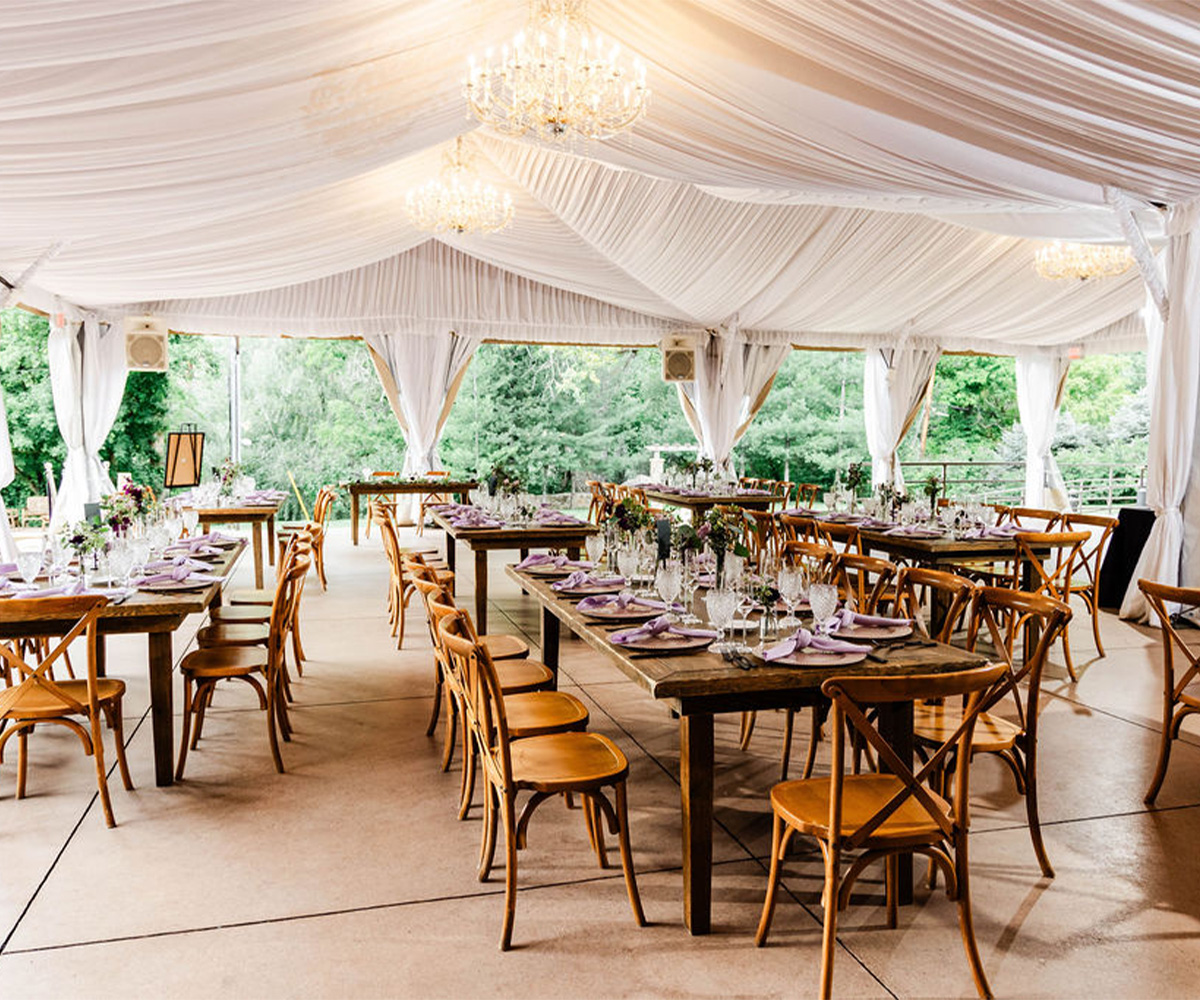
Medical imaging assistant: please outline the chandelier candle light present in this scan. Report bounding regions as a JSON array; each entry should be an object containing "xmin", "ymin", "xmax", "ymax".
[
  {"xmin": 1034, "ymin": 241, "xmax": 1135, "ymax": 281},
  {"xmin": 405, "ymin": 137, "xmax": 514, "ymax": 235},
  {"xmin": 465, "ymin": 0, "xmax": 649, "ymax": 143}
]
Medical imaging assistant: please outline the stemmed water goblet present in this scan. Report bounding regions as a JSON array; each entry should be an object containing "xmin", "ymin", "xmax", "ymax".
[
  {"xmin": 678, "ymin": 555, "xmax": 701, "ymax": 624},
  {"xmin": 655, "ymin": 561, "xmax": 682, "ymax": 618},
  {"xmin": 808, "ymin": 580, "xmax": 840, "ymax": 635},
  {"xmin": 616, "ymin": 547, "xmax": 638, "ymax": 598},
  {"xmin": 107, "ymin": 542, "xmax": 135, "ymax": 590},
  {"xmin": 182, "ymin": 508, "xmax": 200, "ymax": 537},
  {"xmin": 704, "ymin": 587, "xmax": 739, "ymax": 654},
  {"xmin": 16, "ymin": 546, "xmax": 42, "ymax": 591},
  {"xmin": 584, "ymin": 532, "xmax": 603, "ymax": 567},
  {"xmin": 777, "ymin": 565, "xmax": 804, "ymax": 629}
]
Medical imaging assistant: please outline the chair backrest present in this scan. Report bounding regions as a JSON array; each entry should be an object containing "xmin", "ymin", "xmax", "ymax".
[
  {"xmin": 795, "ymin": 484, "xmax": 821, "ymax": 507},
  {"xmin": 815, "ymin": 520, "xmax": 863, "ymax": 554},
  {"xmin": 783, "ymin": 539, "xmax": 836, "ymax": 573},
  {"xmin": 372, "ymin": 471, "xmax": 400, "ymax": 478},
  {"xmin": 268, "ymin": 551, "xmax": 310, "ymax": 672},
  {"xmin": 0, "ymin": 596, "xmax": 108, "ymax": 721},
  {"xmin": 1006, "ymin": 507, "xmax": 1063, "ymax": 532},
  {"xmin": 892, "ymin": 566, "xmax": 976, "ymax": 643},
  {"xmin": 24, "ymin": 495, "xmax": 49, "ymax": 517},
  {"xmin": 1012, "ymin": 530, "xmax": 1089, "ymax": 600},
  {"xmin": 312, "ymin": 486, "xmax": 336, "ymax": 526},
  {"xmin": 1063, "ymin": 513, "xmax": 1118, "ymax": 591},
  {"xmin": 779, "ymin": 513, "xmax": 818, "ymax": 543},
  {"xmin": 1138, "ymin": 579, "xmax": 1200, "ymax": 687},
  {"xmin": 821, "ymin": 662, "xmax": 1008, "ymax": 846},
  {"xmin": 771, "ymin": 481, "xmax": 795, "ymax": 509},
  {"xmin": 745, "ymin": 510, "xmax": 779, "ymax": 569},
  {"xmin": 831, "ymin": 552, "xmax": 896, "ymax": 613}
]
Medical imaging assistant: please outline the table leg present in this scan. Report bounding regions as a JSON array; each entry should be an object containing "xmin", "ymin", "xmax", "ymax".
[
  {"xmin": 445, "ymin": 533, "xmax": 457, "ymax": 574},
  {"xmin": 95, "ymin": 635, "xmax": 107, "ymax": 678},
  {"xmin": 540, "ymin": 607, "xmax": 560, "ymax": 683},
  {"xmin": 877, "ymin": 701, "xmax": 914, "ymax": 904},
  {"xmin": 351, "ymin": 492, "xmax": 360, "ymax": 546},
  {"xmin": 680, "ymin": 712, "xmax": 715, "ymax": 934},
  {"xmin": 252, "ymin": 521, "xmax": 265, "ymax": 589},
  {"xmin": 148, "ymin": 632, "xmax": 175, "ymax": 787},
  {"xmin": 1021, "ymin": 556, "xmax": 1041, "ymax": 662},
  {"xmin": 267, "ymin": 515, "xmax": 276, "ymax": 566},
  {"xmin": 474, "ymin": 549, "xmax": 489, "ymax": 634}
]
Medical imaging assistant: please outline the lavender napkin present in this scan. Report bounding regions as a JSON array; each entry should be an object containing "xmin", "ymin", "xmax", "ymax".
[
  {"xmin": 963, "ymin": 524, "xmax": 1021, "ymax": 539},
  {"xmin": 762, "ymin": 628, "xmax": 864, "ymax": 660},
  {"xmin": 828, "ymin": 608, "xmax": 914, "ymax": 630},
  {"xmin": 0, "ymin": 562, "xmax": 17, "ymax": 575},
  {"xmin": 146, "ymin": 555, "xmax": 210, "ymax": 572},
  {"xmin": 515, "ymin": 553, "xmax": 595, "ymax": 571},
  {"xmin": 24, "ymin": 580, "xmax": 111, "ymax": 599},
  {"xmin": 576, "ymin": 594, "xmax": 682, "ymax": 612},
  {"xmin": 884, "ymin": 525, "xmax": 944, "ymax": 538},
  {"xmin": 551, "ymin": 570, "xmax": 626, "ymax": 591},
  {"xmin": 611, "ymin": 616, "xmax": 718, "ymax": 644},
  {"xmin": 134, "ymin": 565, "xmax": 222, "ymax": 586}
]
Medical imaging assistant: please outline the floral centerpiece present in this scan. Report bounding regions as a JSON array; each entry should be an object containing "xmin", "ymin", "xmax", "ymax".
[
  {"xmin": 876, "ymin": 481, "xmax": 909, "ymax": 521},
  {"xmin": 683, "ymin": 457, "xmax": 714, "ymax": 488},
  {"xmin": 609, "ymin": 496, "xmax": 653, "ymax": 535},
  {"xmin": 671, "ymin": 518, "xmax": 705, "ymax": 559},
  {"xmin": 488, "ymin": 465, "xmax": 522, "ymax": 498},
  {"xmin": 213, "ymin": 458, "xmax": 243, "ymax": 498},
  {"xmin": 922, "ymin": 471, "xmax": 941, "ymax": 509},
  {"xmin": 702, "ymin": 507, "xmax": 750, "ymax": 586},
  {"xmin": 61, "ymin": 520, "xmax": 107, "ymax": 564},
  {"xmin": 100, "ymin": 481, "xmax": 154, "ymax": 535},
  {"xmin": 845, "ymin": 462, "xmax": 865, "ymax": 509}
]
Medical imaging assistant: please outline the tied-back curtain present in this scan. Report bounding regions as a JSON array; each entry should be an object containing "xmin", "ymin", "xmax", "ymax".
[
  {"xmin": 1121, "ymin": 198, "xmax": 1200, "ymax": 621},
  {"xmin": 48, "ymin": 315, "xmax": 128, "ymax": 531},
  {"xmin": 1015, "ymin": 353, "xmax": 1071, "ymax": 510},
  {"xmin": 676, "ymin": 332, "xmax": 789, "ymax": 473},
  {"xmin": 863, "ymin": 340, "xmax": 941, "ymax": 490},
  {"xmin": 363, "ymin": 329, "xmax": 482, "ymax": 476},
  {"xmin": 0, "ymin": 388, "xmax": 17, "ymax": 560}
]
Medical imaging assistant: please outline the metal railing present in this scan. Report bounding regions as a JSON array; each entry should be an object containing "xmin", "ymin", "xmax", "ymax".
[{"xmin": 901, "ymin": 459, "xmax": 1145, "ymax": 512}]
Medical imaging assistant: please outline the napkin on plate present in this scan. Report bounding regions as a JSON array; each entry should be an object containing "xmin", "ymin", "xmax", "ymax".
[
  {"xmin": 576, "ymin": 593, "xmax": 682, "ymax": 612},
  {"xmin": 763, "ymin": 628, "xmax": 864, "ymax": 660},
  {"xmin": 611, "ymin": 616, "xmax": 718, "ymax": 644},
  {"xmin": 550, "ymin": 570, "xmax": 626, "ymax": 591},
  {"xmin": 133, "ymin": 564, "xmax": 223, "ymax": 586},
  {"xmin": 828, "ymin": 608, "xmax": 914, "ymax": 630},
  {"xmin": 514, "ymin": 553, "xmax": 594, "ymax": 571}
]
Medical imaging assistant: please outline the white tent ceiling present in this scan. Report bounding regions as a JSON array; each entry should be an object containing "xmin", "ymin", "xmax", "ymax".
[{"xmin": 2, "ymin": 0, "xmax": 1196, "ymax": 352}]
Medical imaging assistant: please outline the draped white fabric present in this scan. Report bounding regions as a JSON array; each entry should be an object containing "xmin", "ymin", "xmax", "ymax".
[
  {"xmin": 0, "ymin": 388, "xmax": 18, "ymax": 560},
  {"xmin": 1015, "ymin": 354, "xmax": 1072, "ymax": 510},
  {"xmin": 48, "ymin": 316, "xmax": 129, "ymax": 531},
  {"xmin": 363, "ymin": 330, "xmax": 482, "ymax": 476},
  {"xmin": 677, "ymin": 333, "xmax": 789, "ymax": 472},
  {"xmin": 863, "ymin": 342, "xmax": 942, "ymax": 490},
  {"xmin": 1121, "ymin": 199, "xmax": 1200, "ymax": 621}
]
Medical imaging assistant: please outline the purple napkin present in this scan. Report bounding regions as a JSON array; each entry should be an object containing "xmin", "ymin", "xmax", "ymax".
[
  {"xmin": 611, "ymin": 616, "xmax": 718, "ymax": 644},
  {"xmin": 134, "ymin": 565, "xmax": 222, "ymax": 586},
  {"xmin": 551, "ymin": 570, "xmax": 626, "ymax": 591},
  {"xmin": 23, "ymin": 580, "xmax": 107, "ymax": 599},
  {"xmin": 884, "ymin": 525, "xmax": 944, "ymax": 538},
  {"xmin": 762, "ymin": 628, "xmax": 864, "ymax": 660},
  {"xmin": 963, "ymin": 524, "xmax": 1021, "ymax": 539},
  {"xmin": 780, "ymin": 508, "xmax": 819, "ymax": 517},
  {"xmin": 146, "ymin": 555, "xmax": 210, "ymax": 572},
  {"xmin": 828, "ymin": 608, "xmax": 913, "ymax": 630},
  {"xmin": 515, "ymin": 553, "xmax": 568, "ymax": 570},
  {"xmin": 0, "ymin": 562, "xmax": 16, "ymax": 575},
  {"xmin": 737, "ymin": 488, "xmax": 773, "ymax": 496},
  {"xmin": 576, "ymin": 594, "xmax": 682, "ymax": 612}
]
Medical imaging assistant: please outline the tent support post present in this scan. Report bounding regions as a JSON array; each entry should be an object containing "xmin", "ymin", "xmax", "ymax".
[{"xmin": 229, "ymin": 336, "xmax": 242, "ymax": 464}]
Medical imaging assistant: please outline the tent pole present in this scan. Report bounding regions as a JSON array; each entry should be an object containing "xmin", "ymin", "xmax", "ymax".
[{"xmin": 229, "ymin": 336, "xmax": 242, "ymax": 463}]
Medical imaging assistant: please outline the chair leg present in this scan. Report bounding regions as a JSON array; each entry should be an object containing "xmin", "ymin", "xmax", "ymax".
[
  {"xmin": 1024, "ymin": 750, "xmax": 1054, "ymax": 878},
  {"xmin": 426, "ymin": 663, "xmax": 443, "ymax": 737},
  {"xmin": 1145, "ymin": 707, "xmax": 1176, "ymax": 805},
  {"xmin": 266, "ymin": 678, "xmax": 286, "ymax": 774},
  {"xmin": 500, "ymin": 792, "xmax": 518, "ymax": 951},
  {"xmin": 819, "ymin": 846, "xmax": 841, "ymax": 1000},
  {"xmin": 107, "ymin": 700, "xmax": 135, "ymax": 791},
  {"xmin": 291, "ymin": 618, "xmax": 307, "ymax": 670},
  {"xmin": 442, "ymin": 693, "xmax": 458, "ymax": 772},
  {"xmin": 176, "ymin": 678, "xmax": 195, "ymax": 780},
  {"xmin": 780, "ymin": 709, "xmax": 794, "ymax": 780},
  {"xmin": 89, "ymin": 708, "xmax": 116, "ymax": 828},
  {"xmin": 739, "ymin": 710, "xmax": 757, "ymax": 751},
  {"xmin": 479, "ymin": 784, "xmax": 499, "ymax": 881},
  {"xmin": 755, "ymin": 813, "xmax": 785, "ymax": 946},
  {"xmin": 459, "ymin": 718, "xmax": 477, "ymax": 820},
  {"xmin": 1090, "ymin": 592, "xmax": 1105, "ymax": 658},
  {"xmin": 191, "ymin": 682, "xmax": 213, "ymax": 750},
  {"xmin": 614, "ymin": 781, "xmax": 646, "ymax": 926},
  {"xmin": 885, "ymin": 854, "xmax": 898, "ymax": 929},
  {"xmin": 588, "ymin": 795, "xmax": 609, "ymax": 869},
  {"xmin": 1061, "ymin": 626, "xmax": 1078, "ymax": 683},
  {"xmin": 802, "ymin": 709, "xmax": 822, "ymax": 779},
  {"xmin": 955, "ymin": 835, "xmax": 994, "ymax": 999},
  {"xmin": 16, "ymin": 726, "xmax": 28, "ymax": 799}
]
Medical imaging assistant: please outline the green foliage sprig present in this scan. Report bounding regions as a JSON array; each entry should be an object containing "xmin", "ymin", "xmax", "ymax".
[
  {"xmin": 671, "ymin": 518, "xmax": 704, "ymax": 555},
  {"xmin": 702, "ymin": 507, "xmax": 750, "ymax": 558},
  {"xmin": 61, "ymin": 520, "xmax": 107, "ymax": 558},
  {"xmin": 609, "ymin": 496, "xmax": 653, "ymax": 533},
  {"xmin": 846, "ymin": 462, "xmax": 864, "ymax": 494},
  {"xmin": 923, "ymin": 471, "xmax": 941, "ymax": 504}
]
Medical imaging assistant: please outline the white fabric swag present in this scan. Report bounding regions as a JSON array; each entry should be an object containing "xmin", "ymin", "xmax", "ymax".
[
  {"xmin": 1121, "ymin": 198, "xmax": 1200, "ymax": 621},
  {"xmin": 363, "ymin": 330, "xmax": 482, "ymax": 476},
  {"xmin": 863, "ymin": 341, "xmax": 942, "ymax": 490},
  {"xmin": 0, "ymin": 388, "xmax": 18, "ymax": 560},
  {"xmin": 676, "ymin": 332, "xmax": 789, "ymax": 473},
  {"xmin": 48, "ymin": 315, "xmax": 129, "ymax": 530},
  {"xmin": 1015, "ymin": 353, "xmax": 1072, "ymax": 510}
]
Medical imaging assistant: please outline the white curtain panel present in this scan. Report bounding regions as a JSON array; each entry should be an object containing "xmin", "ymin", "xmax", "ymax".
[
  {"xmin": 0, "ymin": 388, "xmax": 18, "ymax": 560},
  {"xmin": 48, "ymin": 315, "xmax": 128, "ymax": 530},
  {"xmin": 1121, "ymin": 198, "xmax": 1200, "ymax": 621},
  {"xmin": 1015, "ymin": 353, "xmax": 1072, "ymax": 510},
  {"xmin": 363, "ymin": 329, "xmax": 482, "ymax": 476},
  {"xmin": 863, "ymin": 341, "xmax": 941, "ymax": 490},
  {"xmin": 677, "ymin": 332, "xmax": 789, "ymax": 472}
]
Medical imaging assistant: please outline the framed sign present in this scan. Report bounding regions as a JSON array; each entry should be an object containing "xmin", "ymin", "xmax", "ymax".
[{"xmin": 165, "ymin": 425, "xmax": 205, "ymax": 488}]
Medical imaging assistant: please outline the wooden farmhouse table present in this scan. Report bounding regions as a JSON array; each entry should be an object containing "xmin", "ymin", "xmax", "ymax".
[
  {"xmin": 0, "ymin": 540, "xmax": 246, "ymax": 787},
  {"xmin": 642, "ymin": 488, "xmax": 776, "ymax": 520},
  {"xmin": 189, "ymin": 502, "xmax": 279, "ymax": 589},
  {"xmin": 343, "ymin": 479, "xmax": 477, "ymax": 546},
  {"xmin": 506, "ymin": 564, "xmax": 987, "ymax": 935},
  {"xmin": 430, "ymin": 509, "xmax": 597, "ymax": 634}
]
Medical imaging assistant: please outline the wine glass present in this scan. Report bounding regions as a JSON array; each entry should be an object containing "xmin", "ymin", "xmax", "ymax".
[
  {"xmin": 778, "ymin": 565, "xmax": 804, "ymax": 629},
  {"xmin": 704, "ymin": 587, "xmax": 739, "ymax": 653},
  {"xmin": 636, "ymin": 539, "xmax": 657, "ymax": 595},
  {"xmin": 16, "ymin": 548, "xmax": 41, "ymax": 589},
  {"xmin": 616, "ymin": 547, "xmax": 637, "ymax": 598},
  {"xmin": 108, "ymin": 543, "xmax": 135, "ymax": 589},
  {"xmin": 655, "ymin": 561, "xmax": 681, "ymax": 615},
  {"xmin": 678, "ymin": 555, "xmax": 701, "ymax": 624},
  {"xmin": 808, "ymin": 581, "xmax": 840, "ymax": 634},
  {"xmin": 585, "ymin": 533, "xmax": 603, "ymax": 567},
  {"xmin": 182, "ymin": 508, "xmax": 200, "ymax": 537},
  {"xmin": 128, "ymin": 537, "xmax": 152, "ymax": 583}
]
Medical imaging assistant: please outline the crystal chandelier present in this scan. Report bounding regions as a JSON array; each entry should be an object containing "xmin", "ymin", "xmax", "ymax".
[
  {"xmin": 1034, "ymin": 241, "xmax": 1135, "ymax": 281},
  {"xmin": 464, "ymin": 0, "xmax": 649, "ymax": 143},
  {"xmin": 405, "ymin": 137, "xmax": 514, "ymax": 235}
]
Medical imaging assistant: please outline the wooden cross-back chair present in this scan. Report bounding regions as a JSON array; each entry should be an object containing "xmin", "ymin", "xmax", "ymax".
[
  {"xmin": 771, "ymin": 480, "xmax": 795, "ymax": 511},
  {"xmin": 831, "ymin": 552, "xmax": 896, "ymax": 613},
  {"xmin": 1004, "ymin": 506, "xmax": 1064, "ymax": 532},
  {"xmin": 794, "ymin": 483, "xmax": 821, "ymax": 508},
  {"xmin": 782, "ymin": 539, "xmax": 836, "ymax": 575},
  {"xmin": 744, "ymin": 510, "xmax": 780, "ymax": 570},
  {"xmin": 1137, "ymin": 579, "xmax": 1200, "ymax": 805},
  {"xmin": 1063, "ymin": 512, "xmax": 1118, "ymax": 659},
  {"xmin": 815, "ymin": 520, "xmax": 863, "ymax": 555},
  {"xmin": 1010, "ymin": 530, "xmax": 1089, "ymax": 680},
  {"xmin": 778, "ymin": 513, "xmax": 818, "ymax": 544},
  {"xmin": 416, "ymin": 470, "xmax": 455, "ymax": 536},
  {"xmin": 0, "ymin": 595, "xmax": 133, "ymax": 828},
  {"xmin": 914, "ymin": 586, "xmax": 1072, "ymax": 878},
  {"xmin": 739, "ymin": 477, "xmax": 762, "ymax": 489},
  {"xmin": 755, "ymin": 662, "xmax": 1007, "ymax": 999},
  {"xmin": 362, "ymin": 473, "xmax": 400, "ymax": 540},
  {"xmin": 892, "ymin": 566, "xmax": 976, "ymax": 644},
  {"xmin": 176, "ymin": 551, "xmax": 311, "ymax": 779},
  {"xmin": 438, "ymin": 611, "xmax": 645, "ymax": 951},
  {"xmin": 278, "ymin": 484, "xmax": 334, "ymax": 588}
]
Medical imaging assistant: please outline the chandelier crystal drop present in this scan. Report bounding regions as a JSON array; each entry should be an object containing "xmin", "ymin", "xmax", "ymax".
[
  {"xmin": 1034, "ymin": 241, "xmax": 1135, "ymax": 281},
  {"xmin": 464, "ymin": 0, "xmax": 649, "ymax": 143},
  {"xmin": 405, "ymin": 137, "xmax": 514, "ymax": 235}
]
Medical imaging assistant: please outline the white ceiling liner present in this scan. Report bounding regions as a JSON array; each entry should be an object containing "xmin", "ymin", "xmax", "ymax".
[{"xmin": 1, "ymin": 0, "xmax": 1193, "ymax": 351}]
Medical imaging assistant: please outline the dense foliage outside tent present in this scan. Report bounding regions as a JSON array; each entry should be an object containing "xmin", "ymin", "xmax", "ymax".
[{"xmin": 0, "ymin": 309, "xmax": 1148, "ymax": 520}]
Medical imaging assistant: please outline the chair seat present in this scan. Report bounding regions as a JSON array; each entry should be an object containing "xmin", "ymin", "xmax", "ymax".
[
  {"xmin": 229, "ymin": 587, "xmax": 273, "ymax": 606},
  {"xmin": 181, "ymin": 645, "xmax": 267, "ymax": 678},
  {"xmin": 495, "ymin": 658, "xmax": 555, "ymax": 694},
  {"xmin": 504, "ymin": 691, "xmax": 589, "ymax": 739},
  {"xmin": 482, "ymin": 633, "xmax": 530, "ymax": 661},
  {"xmin": 196, "ymin": 622, "xmax": 269, "ymax": 647},
  {"xmin": 209, "ymin": 605, "xmax": 270, "ymax": 624},
  {"xmin": 771, "ymin": 774, "xmax": 951, "ymax": 845},
  {"xmin": 508, "ymin": 731, "xmax": 628, "ymax": 790},
  {"xmin": 4, "ymin": 677, "xmax": 126, "ymax": 717},
  {"xmin": 914, "ymin": 704, "xmax": 1020, "ymax": 754}
]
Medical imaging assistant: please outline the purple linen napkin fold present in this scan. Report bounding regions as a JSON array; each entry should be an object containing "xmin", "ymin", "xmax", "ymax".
[
  {"xmin": 0, "ymin": 562, "xmax": 17, "ymax": 575},
  {"xmin": 828, "ymin": 608, "xmax": 914, "ymax": 630},
  {"xmin": 611, "ymin": 615, "xmax": 718, "ymax": 644},
  {"xmin": 515, "ymin": 553, "xmax": 568, "ymax": 570},
  {"xmin": 146, "ymin": 556, "xmax": 209, "ymax": 572},
  {"xmin": 576, "ymin": 594, "xmax": 682, "ymax": 612},
  {"xmin": 551, "ymin": 570, "xmax": 626, "ymax": 591},
  {"xmin": 966, "ymin": 524, "xmax": 1020, "ymax": 539},
  {"xmin": 134, "ymin": 566, "xmax": 221, "ymax": 586},
  {"xmin": 884, "ymin": 525, "xmax": 944, "ymax": 537},
  {"xmin": 24, "ymin": 580, "xmax": 98, "ymax": 599},
  {"xmin": 762, "ymin": 628, "xmax": 864, "ymax": 660}
]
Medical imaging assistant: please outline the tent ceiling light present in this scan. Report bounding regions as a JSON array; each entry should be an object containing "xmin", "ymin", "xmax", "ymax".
[
  {"xmin": 405, "ymin": 137, "xmax": 514, "ymax": 235},
  {"xmin": 1034, "ymin": 241, "xmax": 1134, "ymax": 281},
  {"xmin": 464, "ymin": 0, "xmax": 649, "ymax": 143}
]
